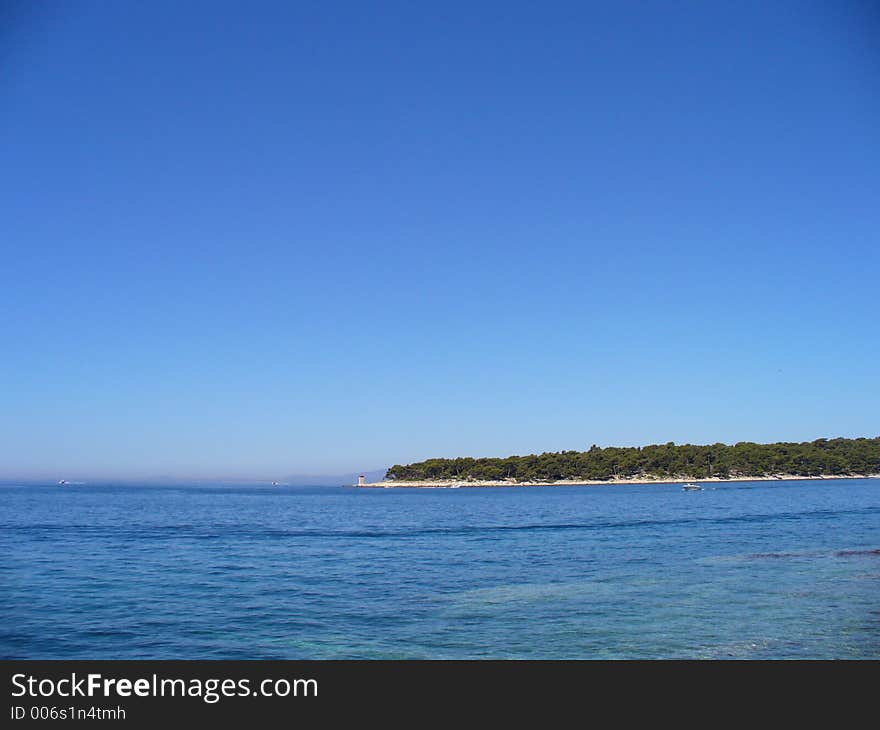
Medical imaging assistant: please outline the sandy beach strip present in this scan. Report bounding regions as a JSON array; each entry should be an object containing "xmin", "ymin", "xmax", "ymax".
[{"xmin": 359, "ymin": 474, "xmax": 880, "ymax": 488}]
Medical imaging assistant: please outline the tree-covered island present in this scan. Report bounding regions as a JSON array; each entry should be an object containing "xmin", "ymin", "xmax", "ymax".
[{"xmin": 382, "ymin": 437, "xmax": 880, "ymax": 484}]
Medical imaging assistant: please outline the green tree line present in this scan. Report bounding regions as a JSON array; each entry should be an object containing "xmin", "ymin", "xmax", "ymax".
[{"xmin": 385, "ymin": 437, "xmax": 880, "ymax": 481}]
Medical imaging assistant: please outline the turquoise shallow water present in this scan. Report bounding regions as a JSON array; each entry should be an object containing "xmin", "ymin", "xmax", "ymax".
[{"xmin": 1, "ymin": 479, "xmax": 878, "ymax": 659}]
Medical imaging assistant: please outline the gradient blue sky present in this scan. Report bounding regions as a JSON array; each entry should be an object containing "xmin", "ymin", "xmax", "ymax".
[{"xmin": 2, "ymin": 1, "xmax": 878, "ymax": 480}]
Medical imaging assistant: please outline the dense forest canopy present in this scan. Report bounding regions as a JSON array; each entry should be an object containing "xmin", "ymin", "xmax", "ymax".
[{"xmin": 385, "ymin": 437, "xmax": 880, "ymax": 482}]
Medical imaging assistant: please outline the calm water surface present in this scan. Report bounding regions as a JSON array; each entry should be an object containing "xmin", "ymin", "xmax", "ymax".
[{"xmin": 1, "ymin": 479, "xmax": 878, "ymax": 658}]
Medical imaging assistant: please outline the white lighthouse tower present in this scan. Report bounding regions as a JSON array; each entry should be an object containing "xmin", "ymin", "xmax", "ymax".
[{"xmin": 357, "ymin": 474, "xmax": 366, "ymax": 487}]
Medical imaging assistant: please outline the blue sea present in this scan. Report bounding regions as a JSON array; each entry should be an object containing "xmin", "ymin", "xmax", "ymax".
[{"xmin": 1, "ymin": 479, "xmax": 878, "ymax": 659}]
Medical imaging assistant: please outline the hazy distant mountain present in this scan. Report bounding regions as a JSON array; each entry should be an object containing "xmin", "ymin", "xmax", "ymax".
[
  {"xmin": 0, "ymin": 469, "xmax": 390, "ymax": 487},
  {"xmin": 280, "ymin": 469, "xmax": 387, "ymax": 486}
]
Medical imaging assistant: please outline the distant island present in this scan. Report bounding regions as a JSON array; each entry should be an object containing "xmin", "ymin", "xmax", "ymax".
[{"xmin": 362, "ymin": 437, "xmax": 880, "ymax": 487}]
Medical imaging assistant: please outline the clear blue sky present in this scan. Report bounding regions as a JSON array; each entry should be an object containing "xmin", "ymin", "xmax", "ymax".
[{"xmin": 2, "ymin": 1, "xmax": 878, "ymax": 480}]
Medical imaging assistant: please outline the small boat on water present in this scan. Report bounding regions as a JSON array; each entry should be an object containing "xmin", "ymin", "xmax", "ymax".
[
  {"xmin": 682, "ymin": 483, "xmax": 702, "ymax": 491},
  {"xmin": 58, "ymin": 480, "xmax": 68, "ymax": 486}
]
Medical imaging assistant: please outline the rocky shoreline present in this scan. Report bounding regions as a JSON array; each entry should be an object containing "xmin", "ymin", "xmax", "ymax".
[{"xmin": 359, "ymin": 473, "xmax": 880, "ymax": 488}]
